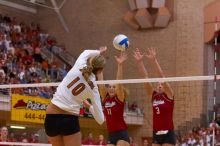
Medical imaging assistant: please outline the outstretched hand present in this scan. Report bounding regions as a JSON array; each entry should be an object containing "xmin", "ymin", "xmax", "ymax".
[
  {"xmin": 145, "ymin": 48, "xmax": 156, "ymax": 60},
  {"xmin": 133, "ymin": 48, "xmax": 144, "ymax": 62},
  {"xmin": 115, "ymin": 52, "xmax": 127, "ymax": 64},
  {"xmin": 99, "ymin": 46, "xmax": 107, "ymax": 55}
]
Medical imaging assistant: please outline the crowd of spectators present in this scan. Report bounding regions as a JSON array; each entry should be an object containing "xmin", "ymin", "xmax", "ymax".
[
  {"xmin": 81, "ymin": 132, "xmax": 138, "ymax": 146},
  {"xmin": 0, "ymin": 126, "xmax": 40, "ymax": 146},
  {"xmin": 3, "ymin": 117, "xmax": 220, "ymax": 145},
  {"xmin": 82, "ymin": 132, "xmax": 107, "ymax": 145},
  {"xmin": 178, "ymin": 118, "xmax": 220, "ymax": 146},
  {"xmin": 0, "ymin": 126, "xmax": 111, "ymax": 145},
  {"xmin": 0, "ymin": 125, "xmax": 141, "ymax": 146},
  {"xmin": 0, "ymin": 14, "xmax": 70, "ymax": 98}
]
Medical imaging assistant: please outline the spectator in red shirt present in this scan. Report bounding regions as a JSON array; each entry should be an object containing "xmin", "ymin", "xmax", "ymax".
[
  {"xmin": 129, "ymin": 101, "xmax": 138, "ymax": 112},
  {"xmin": 29, "ymin": 133, "xmax": 39, "ymax": 143},
  {"xmin": 8, "ymin": 132, "xmax": 17, "ymax": 142},
  {"xmin": 82, "ymin": 132, "xmax": 96, "ymax": 145},
  {"xmin": 129, "ymin": 137, "xmax": 137, "ymax": 146},
  {"xmin": 96, "ymin": 134, "xmax": 107, "ymax": 146},
  {"xmin": 21, "ymin": 138, "xmax": 29, "ymax": 146}
]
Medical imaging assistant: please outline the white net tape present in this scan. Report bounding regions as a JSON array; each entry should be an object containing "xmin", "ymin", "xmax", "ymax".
[{"xmin": 0, "ymin": 75, "xmax": 219, "ymax": 89}]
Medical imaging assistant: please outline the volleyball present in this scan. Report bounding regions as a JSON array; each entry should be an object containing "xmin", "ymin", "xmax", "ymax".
[{"xmin": 113, "ymin": 34, "xmax": 129, "ymax": 51}]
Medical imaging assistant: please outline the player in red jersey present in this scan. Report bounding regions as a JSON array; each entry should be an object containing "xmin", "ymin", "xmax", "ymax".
[
  {"xmin": 98, "ymin": 52, "xmax": 130, "ymax": 146},
  {"xmin": 133, "ymin": 48, "xmax": 176, "ymax": 146}
]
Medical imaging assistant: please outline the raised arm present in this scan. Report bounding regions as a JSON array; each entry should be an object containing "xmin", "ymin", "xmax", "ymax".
[
  {"xmin": 74, "ymin": 46, "xmax": 107, "ymax": 67},
  {"xmin": 145, "ymin": 48, "xmax": 174, "ymax": 99},
  {"xmin": 115, "ymin": 52, "xmax": 127, "ymax": 102},
  {"xmin": 133, "ymin": 48, "xmax": 153, "ymax": 98},
  {"xmin": 96, "ymin": 71, "xmax": 106, "ymax": 102},
  {"xmin": 84, "ymin": 88, "xmax": 105, "ymax": 125}
]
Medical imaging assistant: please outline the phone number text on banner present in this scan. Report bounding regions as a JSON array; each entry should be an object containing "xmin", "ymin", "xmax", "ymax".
[{"xmin": 11, "ymin": 94, "xmax": 50, "ymax": 124}]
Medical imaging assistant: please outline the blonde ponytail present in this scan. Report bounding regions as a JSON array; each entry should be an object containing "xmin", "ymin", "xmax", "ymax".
[
  {"xmin": 80, "ymin": 66, "xmax": 94, "ymax": 89},
  {"xmin": 91, "ymin": 55, "xmax": 106, "ymax": 74},
  {"xmin": 80, "ymin": 55, "xmax": 106, "ymax": 89}
]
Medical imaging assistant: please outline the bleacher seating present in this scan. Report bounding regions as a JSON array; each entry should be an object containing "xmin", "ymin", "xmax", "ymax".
[{"xmin": 0, "ymin": 14, "xmax": 72, "ymax": 98}]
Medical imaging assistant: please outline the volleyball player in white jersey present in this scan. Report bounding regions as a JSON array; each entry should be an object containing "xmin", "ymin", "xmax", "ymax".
[{"xmin": 44, "ymin": 47, "xmax": 107, "ymax": 146}]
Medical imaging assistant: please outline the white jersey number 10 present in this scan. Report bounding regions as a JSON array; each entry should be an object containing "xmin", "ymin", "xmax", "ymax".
[{"xmin": 67, "ymin": 76, "xmax": 86, "ymax": 96}]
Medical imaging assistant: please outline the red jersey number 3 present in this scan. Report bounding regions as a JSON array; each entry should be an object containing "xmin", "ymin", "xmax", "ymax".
[{"xmin": 155, "ymin": 107, "xmax": 160, "ymax": 114}]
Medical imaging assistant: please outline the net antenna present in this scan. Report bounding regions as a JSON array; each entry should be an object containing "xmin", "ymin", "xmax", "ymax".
[
  {"xmin": 212, "ymin": 16, "xmax": 219, "ymax": 146},
  {"xmin": 214, "ymin": 17, "xmax": 219, "ymax": 121}
]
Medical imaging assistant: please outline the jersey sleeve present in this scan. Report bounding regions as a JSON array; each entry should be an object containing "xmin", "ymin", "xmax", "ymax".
[
  {"xmin": 89, "ymin": 87, "xmax": 104, "ymax": 125},
  {"xmin": 76, "ymin": 50, "xmax": 100, "ymax": 64}
]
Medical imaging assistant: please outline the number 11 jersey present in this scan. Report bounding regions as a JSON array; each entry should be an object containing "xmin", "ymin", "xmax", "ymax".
[{"xmin": 103, "ymin": 94, "xmax": 127, "ymax": 133}]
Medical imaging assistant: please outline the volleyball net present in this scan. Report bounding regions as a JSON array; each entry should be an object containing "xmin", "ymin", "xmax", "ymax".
[{"xmin": 0, "ymin": 75, "xmax": 219, "ymax": 146}]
